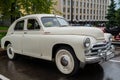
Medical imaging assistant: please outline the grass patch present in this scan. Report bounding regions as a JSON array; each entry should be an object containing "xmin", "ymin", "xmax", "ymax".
[
  {"xmin": 0, "ymin": 26, "xmax": 9, "ymax": 30},
  {"xmin": 0, "ymin": 32, "xmax": 6, "ymax": 42},
  {"xmin": 0, "ymin": 26, "xmax": 8, "ymax": 44}
]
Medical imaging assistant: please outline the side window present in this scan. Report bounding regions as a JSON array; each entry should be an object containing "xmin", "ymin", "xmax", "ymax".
[
  {"xmin": 14, "ymin": 20, "xmax": 24, "ymax": 31},
  {"xmin": 27, "ymin": 19, "xmax": 40, "ymax": 30}
]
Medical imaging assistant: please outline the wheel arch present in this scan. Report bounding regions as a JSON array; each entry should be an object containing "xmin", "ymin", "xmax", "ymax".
[
  {"xmin": 4, "ymin": 41, "xmax": 11, "ymax": 48},
  {"xmin": 52, "ymin": 43, "xmax": 76, "ymax": 59}
]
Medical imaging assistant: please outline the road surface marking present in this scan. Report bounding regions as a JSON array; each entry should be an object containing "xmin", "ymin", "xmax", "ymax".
[
  {"xmin": 109, "ymin": 59, "xmax": 120, "ymax": 63},
  {"xmin": 0, "ymin": 74, "xmax": 10, "ymax": 80}
]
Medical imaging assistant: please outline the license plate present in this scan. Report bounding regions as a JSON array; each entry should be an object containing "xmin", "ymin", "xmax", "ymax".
[{"xmin": 106, "ymin": 51, "xmax": 115, "ymax": 60}]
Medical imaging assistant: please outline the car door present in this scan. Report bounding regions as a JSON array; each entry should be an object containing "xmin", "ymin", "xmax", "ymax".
[
  {"xmin": 12, "ymin": 20, "xmax": 25, "ymax": 54},
  {"xmin": 22, "ymin": 18, "xmax": 42, "ymax": 58}
]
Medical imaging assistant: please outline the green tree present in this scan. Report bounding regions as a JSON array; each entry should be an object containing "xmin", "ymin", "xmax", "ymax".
[
  {"xmin": 106, "ymin": 0, "xmax": 116, "ymax": 28},
  {"xmin": 116, "ymin": 8, "xmax": 120, "ymax": 26},
  {"xmin": 115, "ymin": 0, "xmax": 120, "ymax": 26},
  {"xmin": 0, "ymin": 0, "xmax": 55, "ymax": 23},
  {"xmin": 0, "ymin": 0, "xmax": 23, "ymax": 23},
  {"xmin": 19, "ymin": 0, "xmax": 54, "ymax": 15}
]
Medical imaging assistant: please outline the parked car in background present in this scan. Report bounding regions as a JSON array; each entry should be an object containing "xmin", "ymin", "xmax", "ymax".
[
  {"xmin": 1, "ymin": 14, "xmax": 115, "ymax": 75},
  {"xmin": 103, "ymin": 26, "xmax": 120, "ymax": 44},
  {"xmin": 84, "ymin": 24, "xmax": 93, "ymax": 27}
]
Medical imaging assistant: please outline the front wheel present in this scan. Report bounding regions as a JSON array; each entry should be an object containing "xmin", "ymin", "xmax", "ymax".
[
  {"xmin": 55, "ymin": 47, "xmax": 80, "ymax": 75},
  {"xmin": 7, "ymin": 44, "xmax": 16, "ymax": 60}
]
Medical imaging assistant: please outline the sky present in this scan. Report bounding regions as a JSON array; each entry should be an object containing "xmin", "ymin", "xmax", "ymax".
[{"xmin": 115, "ymin": 0, "xmax": 119, "ymax": 9}]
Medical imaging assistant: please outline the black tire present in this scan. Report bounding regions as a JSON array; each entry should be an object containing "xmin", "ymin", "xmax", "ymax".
[{"xmin": 55, "ymin": 46, "xmax": 80, "ymax": 75}]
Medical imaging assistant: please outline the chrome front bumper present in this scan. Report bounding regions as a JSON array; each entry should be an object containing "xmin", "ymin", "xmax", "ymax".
[{"xmin": 85, "ymin": 43, "xmax": 115, "ymax": 64}]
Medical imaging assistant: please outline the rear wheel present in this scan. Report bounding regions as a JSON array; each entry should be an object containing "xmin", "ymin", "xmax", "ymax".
[
  {"xmin": 7, "ymin": 44, "xmax": 16, "ymax": 60},
  {"xmin": 55, "ymin": 47, "xmax": 80, "ymax": 75}
]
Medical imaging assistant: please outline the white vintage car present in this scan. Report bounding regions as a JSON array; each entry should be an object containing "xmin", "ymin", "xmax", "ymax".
[{"xmin": 1, "ymin": 14, "xmax": 115, "ymax": 75}]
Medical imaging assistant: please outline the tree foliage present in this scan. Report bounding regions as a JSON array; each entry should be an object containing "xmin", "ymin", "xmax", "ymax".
[
  {"xmin": 0, "ymin": 0, "xmax": 20, "ymax": 17},
  {"xmin": 0, "ymin": 0, "xmax": 55, "ymax": 22},
  {"xmin": 18, "ymin": 0, "xmax": 54, "ymax": 15},
  {"xmin": 116, "ymin": 8, "xmax": 120, "ymax": 26},
  {"xmin": 106, "ymin": 0, "xmax": 116, "ymax": 28}
]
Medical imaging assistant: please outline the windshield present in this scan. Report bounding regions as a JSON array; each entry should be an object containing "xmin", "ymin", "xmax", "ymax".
[{"xmin": 41, "ymin": 17, "xmax": 69, "ymax": 27}]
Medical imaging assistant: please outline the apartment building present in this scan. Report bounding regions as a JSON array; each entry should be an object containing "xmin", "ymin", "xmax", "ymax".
[{"xmin": 53, "ymin": 0, "xmax": 110, "ymax": 24}]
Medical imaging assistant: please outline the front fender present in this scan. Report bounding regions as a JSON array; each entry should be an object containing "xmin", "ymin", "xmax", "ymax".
[{"xmin": 51, "ymin": 35, "xmax": 89, "ymax": 63}]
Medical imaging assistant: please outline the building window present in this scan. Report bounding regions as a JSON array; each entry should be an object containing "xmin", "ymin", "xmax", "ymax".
[
  {"xmin": 87, "ymin": 3, "xmax": 89, "ymax": 8},
  {"xmin": 80, "ymin": 9, "xmax": 82, "ymax": 13},
  {"xmin": 73, "ymin": 1, "xmax": 74, "ymax": 6},
  {"xmin": 84, "ymin": 3, "xmax": 86, "ymax": 7},
  {"xmin": 68, "ymin": 8, "xmax": 70, "ymax": 13},
  {"xmin": 83, "ymin": 15, "xmax": 85, "ymax": 19},
  {"xmin": 90, "ymin": 10, "xmax": 92, "ymax": 14},
  {"xmin": 93, "ymin": 16, "xmax": 95, "ymax": 19},
  {"xmin": 76, "ymin": 8, "xmax": 78, "ymax": 13},
  {"xmin": 90, "ymin": 16, "xmax": 92, "ymax": 19},
  {"xmin": 87, "ymin": 9, "xmax": 89, "ymax": 14},
  {"xmin": 63, "ymin": 7, "xmax": 66, "ymax": 12},
  {"xmin": 91, "ymin": 3, "xmax": 92, "ymax": 8},
  {"xmin": 83, "ymin": 9, "xmax": 85, "ymax": 13},
  {"xmin": 68, "ymin": 0, "xmax": 70, "ymax": 6},
  {"xmin": 63, "ymin": 0, "xmax": 66, "ymax": 5},
  {"xmin": 94, "ymin": 4, "xmax": 96, "ymax": 8},
  {"xmin": 94, "ymin": 10, "xmax": 95, "ymax": 14},
  {"xmin": 80, "ymin": 15, "xmax": 82, "ymax": 19},
  {"xmin": 63, "ymin": 15, "xmax": 65, "ymax": 18},
  {"xmin": 96, "ymin": 16, "xmax": 98, "ymax": 20},
  {"xmin": 68, "ymin": 15, "xmax": 70, "ymax": 19},
  {"xmin": 76, "ymin": 15, "xmax": 78, "ymax": 20},
  {"xmin": 99, "ymin": 16, "xmax": 101, "ymax": 20},
  {"xmin": 87, "ymin": 15, "xmax": 89, "ymax": 19},
  {"xmin": 76, "ymin": 1, "xmax": 78, "ymax": 6},
  {"xmin": 80, "ymin": 2, "xmax": 82, "ymax": 7}
]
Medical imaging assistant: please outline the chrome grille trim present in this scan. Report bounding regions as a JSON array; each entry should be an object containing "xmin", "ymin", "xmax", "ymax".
[{"xmin": 91, "ymin": 42, "xmax": 111, "ymax": 51}]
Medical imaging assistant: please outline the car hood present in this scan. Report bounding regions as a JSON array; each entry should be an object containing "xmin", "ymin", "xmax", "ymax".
[{"xmin": 44, "ymin": 26, "xmax": 104, "ymax": 40}]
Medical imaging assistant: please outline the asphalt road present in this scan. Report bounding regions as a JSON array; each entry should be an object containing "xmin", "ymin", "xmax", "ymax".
[{"xmin": 0, "ymin": 49, "xmax": 120, "ymax": 80}]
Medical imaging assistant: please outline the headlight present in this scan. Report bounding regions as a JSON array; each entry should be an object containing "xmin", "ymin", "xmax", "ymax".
[{"xmin": 84, "ymin": 38, "xmax": 91, "ymax": 48}]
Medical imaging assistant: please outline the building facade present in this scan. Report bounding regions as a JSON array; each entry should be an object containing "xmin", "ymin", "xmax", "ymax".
[{"xmin": 53, "ymin": 0, "xmax": 110, "ymax": 25}]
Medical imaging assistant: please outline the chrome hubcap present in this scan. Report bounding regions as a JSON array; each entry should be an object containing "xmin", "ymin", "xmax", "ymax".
[
  {"xmin": 61, "ymin": 56, "xmax": 69, "ymax": 66},
  {"xmin": 56, "ymin": 50, "xmax": 74, "ymax": 74}
]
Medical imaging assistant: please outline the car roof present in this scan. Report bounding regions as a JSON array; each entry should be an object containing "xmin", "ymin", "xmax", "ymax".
[{"xmin": 19, "ymin": 14, "xmax": 63, "ymax": 20}]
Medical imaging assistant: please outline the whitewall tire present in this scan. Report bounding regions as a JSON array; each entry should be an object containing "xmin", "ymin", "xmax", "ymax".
[
  {"xmin": 7, "ymin": 44, "xmax": 16, "ymax": 60},
  {"xmin": 55, "ymin": 47, "xmax": 79, "ymax": 75}
]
